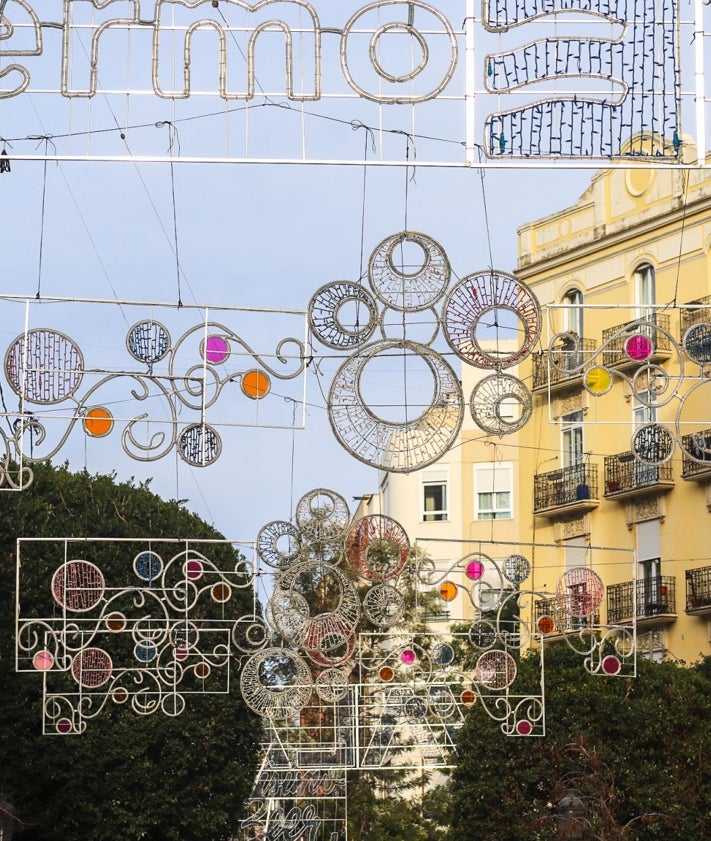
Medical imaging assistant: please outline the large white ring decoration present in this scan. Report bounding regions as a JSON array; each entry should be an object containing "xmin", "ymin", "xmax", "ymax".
[
  {"xmin": 470, "ymin": 373, "xmax": 533, "ymax": 435},
  {"xmin": 308, "ymin": 281, "xmax": 379, "ymax": 350},
  {"xmin": 256, "ymin": 520, "xmax": 301, "ymax": 568},
  {"xmin": 556, "ymin": 568, "xmax": 604, "ymax": 619},
  {"xmin": 240, "ymin": 648, "xmax": 313, "ymax": 719},
  {"xmin": 442, "ymin": 271, "xmax": 541, "ymax": 369},
  {"xmin": 5, "ymin": 329, "xmax": 85, "ymax": 404},
  {"xmin": 328, "ymin": 338, "xmax": 464, "ymax": 472},
  {"xmin": 367, "ymin": 232, "xmax": 451, "ymax": 312},
  {"xmin": 363, "ymin": 584, "xmax": 406, "ymax": 627}
]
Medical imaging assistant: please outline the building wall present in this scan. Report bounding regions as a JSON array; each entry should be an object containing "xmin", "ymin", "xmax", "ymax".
[{"xmin": 516, "ymin": 163, "xmax": 711, "ymax": 663}]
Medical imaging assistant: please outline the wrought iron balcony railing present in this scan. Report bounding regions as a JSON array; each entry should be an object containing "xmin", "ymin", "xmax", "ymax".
[
  {"xmin": 534, "ymin": 596, "xmax": 599, "ymax": 636},
  {"xmin": 533, "ymin": 463, "xmax": 599, "ymax": 516},
  {"xmin": 686, "ymin": 566, "xmax": 711, "ymax": 614},
  {"xmin": 681, "ymin": 430, "xmax": 711, "ymax": 482},
  {"xmin": 603, "ymin": 451, "xmax": 674, "ymax": 498},
  {"xmin": 532, "ymin": 339, "xmax": 597, "ymax": 393},
  {"xmin": 607, "ymin": 576, "xmax": 676, "ymax": 624},
  {"xmin": 680, "ymin": 295, "xmax": 711, "ymax": 336},
  {"xmin": 600, "ymin": 313, "xmax": 671, "ymax": 367}
]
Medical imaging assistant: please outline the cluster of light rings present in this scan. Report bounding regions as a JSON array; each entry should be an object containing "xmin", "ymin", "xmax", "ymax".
[{"xmin": 310, "ymin": 234, "xmax": 542, "ymax": 471}]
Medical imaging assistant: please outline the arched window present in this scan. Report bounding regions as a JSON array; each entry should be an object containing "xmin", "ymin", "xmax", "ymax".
[
  {"xmin": 563, "ymin": 288, "xmax": 584, "ymax": 336},
  {"xmin": 634, "ymin": 264, "xmax": 655, "ymax": 318}
]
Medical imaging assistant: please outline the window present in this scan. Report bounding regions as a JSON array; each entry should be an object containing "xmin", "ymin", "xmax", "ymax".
[
  {"xmin": 561, "ymin": 410, "xmax": 584, "ymax": 468},
  {"xmin": 422, "ymin": 469, "xmax": 447, "ymax": 521},
  {"xmin": 563, "ymin": 288, "xmax": 584, "ymax": 337},
  {"xmin": 634, "ymin": 263, "xmax": 655, "ymax": 319},
  {"xmin": 474, "ymin": 463, "xmax": 513, "ymax": 520}
]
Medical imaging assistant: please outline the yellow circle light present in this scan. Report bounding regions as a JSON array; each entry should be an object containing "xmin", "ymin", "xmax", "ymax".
[
  {"xmin": 584, "ymin": 366, "xmax": 612, "ymax": 395},
  {"xmin": 83, "ymin": 407, "xmax": 114, "ymax": 437}
]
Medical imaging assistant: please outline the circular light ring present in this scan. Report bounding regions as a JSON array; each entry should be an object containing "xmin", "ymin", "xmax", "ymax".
[
  {"xmin": 5, "ymin": 328, "xmax": 84, "ymax": 404},
  {"xmin": 315, "ymin": 667, "xmax": 350, "ymax": 702},
  {"xmin": 345, "ymin": 514, "xmax": 409, "ymax": 581},
  {"xmin": 195, "ymin": 662, "xmax": 211, "ymax": 680},
  {"xmin": 309, "ymin": 280, "xmax": 379, "ymax": 349},
  {"xmin": 468, "ymin": 620, "xmax": 497, "ymax": 650},
  {"xmin": 308, "ymin": 631, "xmax": 357, "ymax": 667},
  {"xmin": 369, "ymin": 22, "xmax": 430, "ymax": 83},
  {"xmin": 432, "ymin": 642, "xmax": 454, "ymax": 666},
  {"xmin": 33, "ymin": 650, "xmax": 54, "ymax": 671},
  {"xmin": 112, "ymin": 686, "xmax": 129, "ymax": 704},
  {"xmin": 126, "ymin": 320, "xmax": 171, "ymax": 363},
  {"xmin": 83, "ymin": 406, "xmax": 114, "ymax": 437},
  {"xmin": 379, "ymin": 665, "xmax": 395, "ymax": 682},
  {"xmin": 211, "ymin": 582, "xmax": 231, "ymax": 603},
  {"xmin": 442, "ymin": 271, "xmax": 541, "ymax": 368},
  {"xmin": 470, "ymin": 373, "xmax": 533, "ymax": 435},
  {"xmin": 537, "ymin": 614, "xmax": 556, "ymax": 634},
  {"xmin": 52, "ymin": 560, "xmax": 105, "ymax": 612},
  {"xmin": 401, "ymin": 648, "xmax": 416, "ymax": 665},
  {"xmin": 134, "ymin": 643, "xmax": 157, "ymax": 663},
  {"xmin": 683, "ymin": 322, "xmax": 711, "ymax": 365},
  {"xmin": 362, "ymin": 584, "xmax": 405, "ymax": 628},
  {"xmin": 556, "ymin": 567, "xmax": 604, "ymax": 618},
  {"xmin": 241, "ymin": 369, "xmax": 271, "ymax": 399},
  {"xmin": 503, "ymin": 554, "xmax": 530, "ymax": 584},
  {"xmin": 328, "ymin": 339, "xmax": 464, "ymax": 473},
  {"xmin": 133, "ymin": 550, "xmax": 163, "ymax": 582},
  {"xmin": 474, "ymin": 649, "xmax": 517, "ymax": 690},
  {"xmin": 240, "ymin": 648, "xmax": 313, "ymax": 719},
  {"xmin": 631, "ymin": 422, "xmax": 675, "ymax": 465},
  {"xmin": 232, "ymin": 615, "xmax": 270, "ymax": 654},
  {"xmin": 368, "ymin": 231, "xmax": 451, "ymax": 311},
  {"xmin": 276, "ymin": 561, "xmax": 361, "ymax": 652},
  {"xmin": 71, "ymin": 648, "xmax": 113, "ymax": 688},
  {"xmin": 177, "ymin": 423, "xmax": 221, "ymax": 467},
  {"xmin": 267, "ymin": 591, "xmax": 310, "ymax": 643},
  {"xmin": 602, "ymin": 654, "xmax": 622, "ymax": 675},
  {"xmin": 257, "ymin": 520, "xmax": 301, "ymax": 568},
  {"xmin": 460, "ymin": 689, "xmax": 476, "ymax": 705},
  {"xmin": 517, "ymin": 720, "xmax": 533, "ymax": 736},
  {"xmin": 296, "ymin": 489, "xmax": 351, "ymax": 543},
  {"xmin": 105, "ymin": 612, "xmax": 127, "ymax": 632},
  {"xmin": 465, "ymin": 560, "xmax": 484, "ymax": 580},
  {"xmin": 584, "ymin": 365, "xmax": 613, "ymax": 396}
]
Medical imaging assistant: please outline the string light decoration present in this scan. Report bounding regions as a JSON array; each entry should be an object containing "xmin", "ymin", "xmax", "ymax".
[
  {"xmin": 545, "ymin": 307, "xmax": 711, "ymax": 467},
  {"xmin": 483, "ymin": 0, "xmax": 680, "ymax": 159},
  {"xmin": 15, "ymin": 538, "xmax": 254, "ymax": 735},
  {"xmin": 0, "ymin": 298, "xmax": 306, "ymax": 485},
  {"xmin": 309, "ymin": 232, "xmax": 539, "ymax": 472}
]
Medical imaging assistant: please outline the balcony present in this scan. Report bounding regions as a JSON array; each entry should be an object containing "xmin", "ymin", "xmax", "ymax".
[
  {"xmin": 532, "ymin": 338, "xmax": 597, "ymax": 394},
  {"xmin": 600, "ymin": 313, "xmax": 672, "ymax": 370},
  {"xmin": 679, "ymin": 295, "xmax": 711, "ymax": 336},
  {"xmin": 606, "ymin": 576, "xmax": 677, "ymax": 626},
  {"xmin": 534, "ymin": 596, "xmax": 599, "ymax": 638},
  {"xmin": 533, "ymin": 463, "xmax": 599, "ymax": 518},
  {"xmin": 681, "ymin": 430, "xmax": 711, "ymax": 483},
  {"xmin": 603, "ymin": 452, "xmax": 674, "ymax": 499},
  {"xmin": 685, "ymin": 566, "xmax": 711, "ymax": 615}
]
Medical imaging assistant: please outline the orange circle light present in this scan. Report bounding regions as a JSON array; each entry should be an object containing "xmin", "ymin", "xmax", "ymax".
[
  {"xmin": 379, "ymin": 666, "xmax": 394, "ymax": 682},
  {"xmin": 83, "ymin": 406, "xmax": 114, "ymax": 437},
  {"xmin": 439, "ymin": 581, "xmax": 458, "ymax": 602},
  {"xmin": 460, "ymin": 690, "xmax": 476, "ymax": 706},
  {"xmin": 241, "ymin": 369, "xmax": 271, "ymax": 400},
  {"xmin": 537, "ymin": 615, "xmax": 556, "ymax": 634}
]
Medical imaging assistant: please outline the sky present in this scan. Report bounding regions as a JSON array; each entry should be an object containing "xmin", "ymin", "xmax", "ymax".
[{"xmin": 0, "ymin": 0, "xmax": 657, "ymax": 544}]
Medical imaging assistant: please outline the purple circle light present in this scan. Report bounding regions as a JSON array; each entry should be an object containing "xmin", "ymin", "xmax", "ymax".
[
  {"xmin": 203, "ymin": 335, "xmax": 230, "ymax": 364},
  {"xmin": 466, "ymin": 561, "xmax": 484, "ymax": 580},
  {"xmin": 186, "ymin": 559, "xmax": 203, "ymax": 580},
  {"xmin": 401, "ymin": 649, "xmax": 416, "ymax": 665},
  {"xmin": 624, "ymin": 334, "xmax": 653, "ymax": 362},
  {"xmin": 517, "ymin": 720, "xmax": 533, "ymax": 736},
  {"xmin": 602, "ymin": 655, "xmax": 621, "ymax": 676},
  {"xmin": 57, "ymin": 718, "xmax": 73, "ymax": 734}
]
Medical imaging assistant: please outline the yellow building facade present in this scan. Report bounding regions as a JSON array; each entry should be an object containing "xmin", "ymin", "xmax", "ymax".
[{"xmin": 516, "ymin": 162, "xmax": 711, "ymax": 663}]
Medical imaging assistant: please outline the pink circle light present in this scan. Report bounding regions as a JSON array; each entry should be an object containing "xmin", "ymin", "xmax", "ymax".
[
  {"xmin": 57, "ymin": 718, "xmax": 73, "ymax": 734},
  {"xmin": 466, "ymin": 560, "xmax": 484, "ymax": 580},
  {"xmin": 517, "ymin": 720, "xmax": 533, "ymax": 736},
  {"xmin": 186, "ymin": 559, "xmax": 203, "ymax": 580},
  {"xmin": 624, "ymin": 334, "xmax": 653, "ymax": 362},
  {"xmin": 401, "ymin": 649, "xmax": 416, "ymax": 665},
  {"xmin": 203, "ymin": 335, "xmax": 230, "ymax": 364},
  {"xmin": 602, "ymin": 655, "xmax": 621, "ymax": 676},
  {"xmin": 33, "ymin": 650, "xmax": 54, "ymax": 671}
]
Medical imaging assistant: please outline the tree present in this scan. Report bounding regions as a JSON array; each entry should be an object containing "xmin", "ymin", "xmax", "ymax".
[
  {"xmin": 0, "ymin": 462, "xmax": 261, "ymax": 841},
  {"xmin": 449, "ymin": 643, "xmax": 711, "ymax": 841}
]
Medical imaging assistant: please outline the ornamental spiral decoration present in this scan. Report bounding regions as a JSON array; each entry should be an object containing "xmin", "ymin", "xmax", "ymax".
[{"xmin": 309, "ymin": 231, "xmax": 541, "ymax": 472}]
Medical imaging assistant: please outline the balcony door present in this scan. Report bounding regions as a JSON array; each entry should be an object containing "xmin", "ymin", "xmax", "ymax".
[
  {"xmin": 562, "ymin": 410, "xmax": 584, "ymax": 468},
  {"xmin": 637, "ymin": 520, "xmax": 663, "ymax": 615}
]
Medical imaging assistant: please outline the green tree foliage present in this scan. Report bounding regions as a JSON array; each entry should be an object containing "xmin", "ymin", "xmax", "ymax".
[
  {"xmin": 0, "ymin": 463, "xmax": 261, "ymax": 841},
  {"xmin": 450, "ymin": 643, "xmax": 711, "ymax": 841}
]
